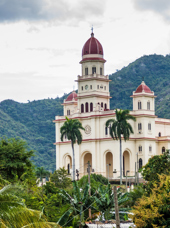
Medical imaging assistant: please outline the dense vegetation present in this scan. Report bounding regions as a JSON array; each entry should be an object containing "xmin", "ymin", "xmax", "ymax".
[
  {"xmin": 0, "ymin": 54, "xmax": 170, "ymax": 170},
  {"xmin": 1, "ymin": 137, "xmax": 170, "ymax": 227}
]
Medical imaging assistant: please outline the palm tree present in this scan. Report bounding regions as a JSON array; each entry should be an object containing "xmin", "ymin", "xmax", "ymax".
[
  {"xmin": 0, "ymin": 184, "xmax": 59, "ymax": 228},
  {"xmin": 60, "ymin": 117, "xmax": 85, "ymax": 181},
  {"xmin": 36, "ymin": 167, "xmax": 50, "ymax": 186},
  {"xmin": 106, "ymin": 109, "xmax": 136, "ymax": 185}
]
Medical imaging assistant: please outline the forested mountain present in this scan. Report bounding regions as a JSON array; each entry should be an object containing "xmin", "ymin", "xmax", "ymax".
[{"xmin": 0, "ymin": 54, "xmax": 170, "ymax": 171}]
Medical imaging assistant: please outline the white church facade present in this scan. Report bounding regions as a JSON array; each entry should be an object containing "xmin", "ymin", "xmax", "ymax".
[{"xmin": 54, "ymin": 32, "xmax": 170, "ymax": 179}]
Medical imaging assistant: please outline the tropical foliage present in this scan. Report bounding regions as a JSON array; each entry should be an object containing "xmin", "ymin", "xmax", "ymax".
[
  {"xmin": 60, "ymin": 117, "xmax": 85, "ymax": 181},
  {"xmin": 0, "ymin": 183, "xmax": 59, "ymax": 228},
  {"xmin": 106, "ymin": 109, "xmax": 135, "ymax": 184},
  {"xmin": 0, "ymin": 137, "xmax": 35, "ymax": 182},
  {"xmin": 50, "ymin": 167, "xmax": 72, "ymax": 188},
  {"xmin": 58, "ymin": 181, "xmax": 93, "ymax": 226},
  {"xmin": 131, "ymin": 174, "xmax": 170, "ymax": 228},
  {"xmin": 94, "ymin": 184, "xmax": 129, "ymax": 220},
  {"xmin": 141, "ymin": 150, "xmax": 170, "ymax": 193}
]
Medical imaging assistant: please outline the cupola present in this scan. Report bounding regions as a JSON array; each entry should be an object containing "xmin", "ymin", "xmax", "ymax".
[
  {"xmin": 65, "ymin": 91, "xmax": 77, "ymax": 102},
  {"xmin": 135, "ymin": 81, "xmax": 152, "ymax": 94},
  {"xmin": 80, "ymin": 32, "xmax": 106, "ymax": 63}
]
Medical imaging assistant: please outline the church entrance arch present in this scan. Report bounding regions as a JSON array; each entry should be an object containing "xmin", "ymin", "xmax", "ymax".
[
  {"xmin": 106, "ymin": 152, "xmax": 113, "ymax": 178},
  {"xmin": 123, "ymin": 150, "xmax": 130, "ymax": 177},
  {"xmin": 83, "ymin": 152, "xmax": 92, "ymax": 175},
  {"xmin": 64, "ymin": 155, "xmax": 72, "ymax": 174}
]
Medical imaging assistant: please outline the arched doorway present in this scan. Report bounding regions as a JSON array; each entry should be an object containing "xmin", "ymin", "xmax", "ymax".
[
  {"xmin": 123, "ymin": 151, "xmax": 130, "ymax": 176},
  {"xmin": 106, "ymin": 152, "xmax": 113, "ymax": 178},
  {"xmin": 65, "ymin": 155, "xmax": 72, "ymax": 174},
  {"xmin": 84, "ymin": 153, "xmax": 92, "ymax": 175}
]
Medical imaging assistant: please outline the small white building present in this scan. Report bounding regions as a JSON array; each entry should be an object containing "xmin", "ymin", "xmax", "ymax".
[{"xmin": 54, "ymin": 32, "xmax": 170, "ymax": 179}]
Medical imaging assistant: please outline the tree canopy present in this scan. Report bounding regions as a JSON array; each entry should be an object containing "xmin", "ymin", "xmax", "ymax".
[
  {"xmin": 141, "ymin": 151, "xmax": 170, "ymax": 193},
  {"xmin": 0, "ymin": 138, "xmax": 34, "ymax": 182}
]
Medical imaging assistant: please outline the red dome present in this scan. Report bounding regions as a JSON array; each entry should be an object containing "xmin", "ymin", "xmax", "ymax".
[
  {"xmin": 82, "ymin": 33, "xmax": 103, "ymax": 56},
  {"xmin": 65, "ymin": 91, "xmax": 77, "ymax": 102},
  {"xmin": 135, "ymin": 81, "xmax": 152, "ymax": 93}
]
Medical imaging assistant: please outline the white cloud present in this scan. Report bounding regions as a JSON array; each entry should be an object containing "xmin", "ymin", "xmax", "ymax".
[
  {"xmin": 132, "ymin": 0, "xmax": 170, "ymax": 21},
  {"xmin": 0, "ymin": 0, "xmax": 106, "ymax": 24}
]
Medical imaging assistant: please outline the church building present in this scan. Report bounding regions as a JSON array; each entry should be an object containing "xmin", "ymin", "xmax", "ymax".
[{"xmin": 54, "ymin": 32, "xmax": 170, "ymax": 179}]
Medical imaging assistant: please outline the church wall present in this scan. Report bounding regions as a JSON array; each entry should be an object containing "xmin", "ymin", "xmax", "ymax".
[
  {"xmin": 82, "ymin": 61, "xmax": 104, "ymax": 75},
  {"xmin": 133, "ymin": 96, "xmax": 155, "ymax": 112},
  {"xmin": 54, "ymin": 33, "xmax": 170, "ymax": 181}
]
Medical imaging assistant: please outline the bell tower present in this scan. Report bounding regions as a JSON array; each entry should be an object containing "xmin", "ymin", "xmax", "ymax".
[{"xmin": 76, "ymin": 31, "xmax": 111, "ymax": 113}]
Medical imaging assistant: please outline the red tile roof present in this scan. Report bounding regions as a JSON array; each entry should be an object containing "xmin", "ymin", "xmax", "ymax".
[
  {"xmin": 82, "ymin": 33, "xmax": 103, "ymax": 56},
  {"xmin": 135, "ymin": 81, "xmax": 152, "ymax": 93},
  {"xmin": 65, "ymin": 91, "xmax": 77, "ymax": 102}
]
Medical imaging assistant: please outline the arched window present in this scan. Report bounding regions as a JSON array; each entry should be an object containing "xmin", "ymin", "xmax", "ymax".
[
  {"xmin": 138, "ymin": 123, "xmax": 142, "ymax": 131},
  {"xmin": 81, "ymin": 104, "xmax": 84, "ymax": 113},
  {"xmin": 139, "ymin": 146, "xmax": 142, "ymax": 152},
  {"xmin": 138, "ymin": 101, "xmax": 142, "ymax": 110},
  {"xmin": 92, "ymin": 67, "xmax": 96, "ymax": 74},
  {"xmin": 101, "ymin": 102, "xmax": 103, "ymax": 108},
  {"xmin": 67, "ymin": 164, "xmax": 70, "ymax": 174},
  {"xmin": 67, "ymin": 110, "xmax": 70, "ymax": 115},
  {"xmin": 104, "ymin": 103, "xmax": 107, "ymax": 109},
  {"xmin": 147, "ymin": 101, "xmax": 150, "ymax": 110},
  {"xmin": 105, "ymin": 127, "xmax": 108, "ymax": 135},
  {"xmin": 162, "ymin": 147, "xmax": 165, "ymax": 154},
  {"xmin": 158, "ymin": 132, "xmax": 161, "ymax": 137},
  {"xmin": 90, "ymin": 103, "xmax": 93, "ymax": 112},
  {"xmin": 149, "ymin": 146, "xmax": 152, "ymax": 152},
  {"xmin": 85, "ymin": 67, "xmax": 88, "ymax": 75},
  {"xmin": 100, "ymin": 67, "xmax": 102, "ymax": 75},
  {"xmin": 148, "ymin": 123, "xmax": 151, "ymax": 131},
  {"xmin": 139, "ymin": 158, "xmax": 143, "ymax": 169},
  {"xmin": 85, "ymin": 102, "xmax": 89, "ymax": 112}
]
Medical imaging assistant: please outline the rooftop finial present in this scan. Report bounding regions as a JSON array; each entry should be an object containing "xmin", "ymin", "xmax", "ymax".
[
  {"xmin": 91, "ymin": 25, "xmax": 94, "ymax": 37},
  {"xmin": 142, "ymin": 76, "xmax": 144, "ymax": 81}
]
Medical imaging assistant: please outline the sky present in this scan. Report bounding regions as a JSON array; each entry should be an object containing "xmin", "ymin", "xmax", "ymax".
[{"xmin": 1, "ymin": 0, "xmax": 170, "ymax": 103}]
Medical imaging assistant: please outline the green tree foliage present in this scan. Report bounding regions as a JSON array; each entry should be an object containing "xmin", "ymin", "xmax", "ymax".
[
  {"xmin": 0, "ymin": 183, "xmax": 59, "ymax": 228},
  {"xmin": 58, "ymin": 181, "xmax": 93, "ymax": 226},
  {"xmin": 141, "ymin": 151, "xmax": 170, "ymax": 193},
  {"xmin": 60, "ymin": 117, "xmax": 85, "ymax": 181},
  {"xmin": 124, "ymin": 184, "xmax": 145, "ymax": 207},
  {"xmin": 50, "ymin": 167, "xmax": 72, "ymax": 189},
  {"xmin": 132, "ymin": 174, "xmax": 170, "ymax": 228},
  {"xmin": 106, "ymin": 109, "xmax": 136, "ymax": 184},
  {"xmin": 78, "ymin": 174, "xmax": 108, "ymax": 194},
  {"xmin": 0, "ymin": 137, "xmax": 35, "ymax": 182},
  {"xmin": 36, "ymin": 167, "xmax": 50, "ymax": 180},
  {"xmin": 93, "ymin": 184, "xmax": 129, "ymax": 220}
]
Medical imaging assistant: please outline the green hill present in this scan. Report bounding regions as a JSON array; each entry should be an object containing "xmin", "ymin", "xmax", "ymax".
[{"xmin": 0, "ymin": 54, "xmax": 169, "ymax": 171}]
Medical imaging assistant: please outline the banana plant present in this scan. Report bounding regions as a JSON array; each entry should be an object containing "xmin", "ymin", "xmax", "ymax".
[
  {"xmin": 58, "ymin": 181, "xmax": 95, "ymax": 226},
  {"xmin": 93, "ymin": 183, "xmax": 129, "ymax": 220}
]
